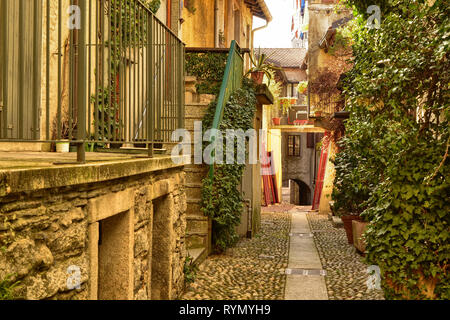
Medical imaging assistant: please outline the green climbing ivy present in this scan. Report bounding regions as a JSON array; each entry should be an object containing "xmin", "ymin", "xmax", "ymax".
[
  {"xmin": 332, "ymin": 0, "xmax": 449, "ymax": 299},
  {"xmin": 90, "ymin": 0, "xmax": 158, "ymax": 143},
  {"xmin": 201, "ymin": 80, "xmax": 257, "ymax": 252},
  {"xmin": 0, "ymin": 274, "xmax": 20, "ymax": 300},
  {"xmin": 149, "ymin": 0, "xmax": 161, "ymax": 14},
  {"xmin": 186, "ymin": 52, "xmax": 228, "ymax": 95}
]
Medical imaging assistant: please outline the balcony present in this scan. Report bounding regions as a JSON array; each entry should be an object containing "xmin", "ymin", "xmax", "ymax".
[{"xmin": 0, "ymin": 0, "xmax": 185, "ymax": 161}]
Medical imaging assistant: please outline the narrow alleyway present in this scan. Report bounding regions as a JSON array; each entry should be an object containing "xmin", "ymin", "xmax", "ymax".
[{"xmin": 181, "ymin": 204, "xmax": 385, "ymax": 301}]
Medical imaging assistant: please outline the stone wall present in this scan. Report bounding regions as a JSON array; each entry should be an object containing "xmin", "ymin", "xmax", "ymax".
[{"xmin": 0, "ymin": 160, "xmax": 186, "ymax": 300}]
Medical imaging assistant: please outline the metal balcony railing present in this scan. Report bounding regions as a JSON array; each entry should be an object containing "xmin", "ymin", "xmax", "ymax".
[{"xmin": 0, "ymin": 0, "xmax": 185, "ymax": 161}]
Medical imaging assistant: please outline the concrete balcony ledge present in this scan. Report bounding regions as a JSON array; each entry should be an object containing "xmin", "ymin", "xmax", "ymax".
[
  {"xmin": 255, "ymin": 84, "xmax": 274, "ymax": 105},
  {"xmin": 0, "ymin": 151, "xmax": 188, "ymax": 196}
]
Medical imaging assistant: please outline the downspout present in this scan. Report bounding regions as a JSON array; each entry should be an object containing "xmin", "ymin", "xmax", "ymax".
[
  {"xmin": 250, "ymin": 19, "xmax": 269, "ymax": 72},
  {"xmin": 251, "ymin": 20, "xmax": 269, "ymax": 51},
  {"xmin": 252, "ymin": 0, "xmax": 273, "ymax": 49}
]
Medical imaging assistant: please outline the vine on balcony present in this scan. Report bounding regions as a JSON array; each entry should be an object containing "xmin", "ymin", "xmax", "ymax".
[{"xmin": 201, "ymin": 80, "xmax": 257, "ymax": 252}]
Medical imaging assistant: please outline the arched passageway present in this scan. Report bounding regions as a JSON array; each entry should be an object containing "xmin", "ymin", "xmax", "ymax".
[{"xmin": 290, "ymin": 179, "xmax": 311, "ymax": 206}]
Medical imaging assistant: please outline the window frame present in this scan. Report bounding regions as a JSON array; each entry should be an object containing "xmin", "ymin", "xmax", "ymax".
[{"xmin": 288, "ymin": 135, "xmax": 301, "ymax": 157}]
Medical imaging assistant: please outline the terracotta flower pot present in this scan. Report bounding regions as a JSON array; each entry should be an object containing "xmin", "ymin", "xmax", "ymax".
[
  {"xmin": 272, "ymin": 117, "xmax": 281, "ymax": 125},
  {"xmin": 341, "ymin": 215, "xmax": 362, "ymax": 244},
  {"xmin": 352, "ymin": 220, "xmax": 369, "ymax": 253},
  {"xmin": 251, "ymin": 71, "xmax": 265, "ymax": 84}
]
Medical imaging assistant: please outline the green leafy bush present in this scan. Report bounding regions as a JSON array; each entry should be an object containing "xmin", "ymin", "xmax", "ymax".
[
  {"xmin": 333, "ymin": 0, "xmax": 449, "ymax": 299},
  {"xmin": 183, "ymin": 255, "xmax": 199, "ymax": 286},
  {"xmin": 186, "ymin": 52, "xmax": 228, "ymax": 95}
]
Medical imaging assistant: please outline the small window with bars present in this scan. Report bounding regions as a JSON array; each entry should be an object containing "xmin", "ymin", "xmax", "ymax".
[{"xmin": 288, "ymin": 135, "xmax": 301, "ymax": 157}]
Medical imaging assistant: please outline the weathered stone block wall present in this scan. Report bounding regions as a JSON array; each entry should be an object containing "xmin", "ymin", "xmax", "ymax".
[{"xmin": 0, "ymin": 165, "xmax": 186, "ymax": 300}]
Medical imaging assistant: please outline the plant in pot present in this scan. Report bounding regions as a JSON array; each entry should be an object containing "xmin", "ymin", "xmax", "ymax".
[
  {"xmin": 278, "ymin": 97, "xmax": 295, "ymax": 124},
  {"xmin": 297, "ymin": 81, "xmax": 308, "ymax": 95},
  {"xmin": 246, "ymin": 48, "xmax": 281, "ymax": 85},
  {"xmin": 52, "ymin": 115, "xmax": 76, "ymax": 153},
  {"xmin": 91, "ymin": 86, "xmax": 123, "ymax": 148},
  {"xmin": 331, "ymin": 141, "xmax": 371, "ymax": 244},
  {"xmin": 310, "ymin": 105, "xmax": 322, "ymax": 117},
  {"xmin": 263, "ymin": 69, "xmax": 283, "ymax": 126}
]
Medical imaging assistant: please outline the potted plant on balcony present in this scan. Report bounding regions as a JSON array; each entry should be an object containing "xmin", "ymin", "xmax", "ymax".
[
  {"xmin": 246, "ymin": 49, "xmax": 281, "ymax": 85},
  {"xmin": 272, "ymin": 116, "xmax": 281, "ymax": 126},
  {"xmin": 52, "ymin": 114, "xmax": 76, "ymax": 153},
  {"xmin": 310, "ymin": 105, "xmax": 322, "ymax": 117},
  {"xmin": 297, "ymin": 81, "xmax": 308, "ymax": 95}
]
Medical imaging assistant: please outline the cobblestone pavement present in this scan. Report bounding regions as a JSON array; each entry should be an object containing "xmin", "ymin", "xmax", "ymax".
[
  {"xmin": 181, "ymin": 210, "xmax": 291, "ymax": 300},
  {"xmin": 181, "ymin": 206, "xmax": 385, "ymax": 301},
  {"xmin": 307, "ymin": 212, "xmax": 385, "ymax": 300}
]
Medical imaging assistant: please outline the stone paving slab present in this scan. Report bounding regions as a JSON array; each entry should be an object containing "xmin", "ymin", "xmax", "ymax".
[
  {"xmin": 288, "ymin": 237, "xmax": 323, "ymax": 270},
  {"xmin": 285, "ymin": 275, "xmax": 328, "ymax": 300},
  {"xmin": 290, "ymin": 212, "xmax": 312, "ymax": 234}
]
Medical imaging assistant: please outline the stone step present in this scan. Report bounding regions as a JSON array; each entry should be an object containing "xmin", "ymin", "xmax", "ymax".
[
  {"xmin": 187, "ymin": 247, "xmax": 207, "ymax": 265},
  {"xmin": 186, "ymin": 202, "xmax": 203, "ymax": 217},
  {"xmin": 185, "ymin": 182, "xmax": 203, "ymax": 189},
  {"xmin": 186, "ymin": 214, "xmax": 208, "ymax": 221},
  {"xmin": 186, "ymin": 186, "xmax": 202, "ymax": 200},
  {"xmin": 184, "ymin": 165, "xmax": 208, "ymax": 173},
  {"xmin": 187, "ymin": 217, "xmax": 209, "ymax": 234},
  {"xmin": 185, "ymin": 172, "xmax": 207, "ymax": 184},
  {"xmin": 186, "ymin": 233, "xmax": 207, "ymax": 249}
]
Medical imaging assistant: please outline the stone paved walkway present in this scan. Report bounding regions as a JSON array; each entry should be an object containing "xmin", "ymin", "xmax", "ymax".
[
  {"xmin": 307, "ymin": 212, "xmax": 385, "ymax": 300},
  {"xmin": 180, "ymin": 205, "xmax": 385, "ymax": 301},
  {"xmin": 181, "ymin": 210, "xmax": 291, "ymax": 300},
  {"xmin": 284, "ymin": 207, "xmax": 328, "ymax": 300}
]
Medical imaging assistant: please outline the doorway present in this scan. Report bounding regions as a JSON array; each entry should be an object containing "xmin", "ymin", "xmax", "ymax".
[
  {"xmin": 290, "ymin": 179, "xmax": 311, "ymax": 206},
  {"xmin": 98, "ymin": 210, "xmax": 132, "ymax": 300}
]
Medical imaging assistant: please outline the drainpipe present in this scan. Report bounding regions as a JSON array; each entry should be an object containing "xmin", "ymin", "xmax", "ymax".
[
  {"xmin": 252, "ymin": 0, "xmax": 273, "ymax": 49},
  {"xmin": 251, "ymin": 20, "xmax": 269, "ymax": 51}
]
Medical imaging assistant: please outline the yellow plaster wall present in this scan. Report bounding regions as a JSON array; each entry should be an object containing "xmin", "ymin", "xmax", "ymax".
[
  {"xmin": 181, "ymin": 0, "xmax": 216, "ymax": 47},
  {"xmin": 181, "ymin": 0, "xmax": 254, "ymax": 50},
  {"xmin": 318, "ymin": 139, "xmax": 336, "ymax": 214}
]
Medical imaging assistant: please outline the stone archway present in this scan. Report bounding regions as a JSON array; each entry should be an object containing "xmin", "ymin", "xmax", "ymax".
[{"xmin": 290, "ymin": 179, "xmax": 312, "ymax": 206}]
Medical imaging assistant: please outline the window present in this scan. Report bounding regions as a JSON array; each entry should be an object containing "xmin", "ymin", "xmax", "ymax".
[{"xmin": 288, "ymin": 135, "xmax": 301, "ymax": 156}]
